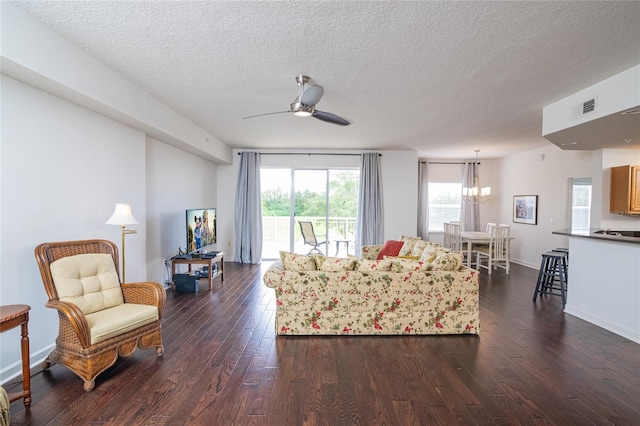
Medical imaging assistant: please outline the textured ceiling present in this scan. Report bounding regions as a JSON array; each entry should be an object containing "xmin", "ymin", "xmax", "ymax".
[{"xmin": 10, "ymin": 1, "xmax": 640, "ymax": 159}]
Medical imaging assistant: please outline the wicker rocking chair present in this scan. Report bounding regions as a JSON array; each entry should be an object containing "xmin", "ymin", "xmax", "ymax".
[{"xmin": 34, "ymin": 239, "xmax": 165, "ymax": 391}]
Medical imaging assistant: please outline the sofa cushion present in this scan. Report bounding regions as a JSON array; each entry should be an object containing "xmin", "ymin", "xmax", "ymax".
[
  {"xmin": 355, "ymin": 258, "xmax": 392, "ymax": 272},
  {"xmin": 314, "ymin": 255, "xmax": 356, "ymax": 271},
  {"xmin": 279, "ymin": 251, "xmax": 317, "ymax": 271},
  {"xmin": 377, "ymin": 240, "xmax": 404, "ymax": 260},
  {"xmin": 430, "ymin": 251, "xmax": 464, "ymax": 271},
  {"xmin": 389, "ymin": 258, "xmax": 431, "ymax": 272},
  {"xmin": 50, "ymin": 253, "xmax": 124, "ymax": 315}
]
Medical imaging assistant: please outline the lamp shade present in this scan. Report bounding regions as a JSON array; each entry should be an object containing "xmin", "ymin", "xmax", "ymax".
[{"xmin": 106, "ymin": 203, "xmax": 138, "ymax": 226}]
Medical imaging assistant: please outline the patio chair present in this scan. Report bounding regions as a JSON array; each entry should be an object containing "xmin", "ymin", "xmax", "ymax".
[{"xmin": 298, "ymin": 221, "xmax": 328, "ymax": 255}]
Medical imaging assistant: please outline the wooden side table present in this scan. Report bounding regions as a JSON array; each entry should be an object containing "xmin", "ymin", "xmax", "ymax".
[
  {"xmin": 0, "ymin": 304, "xmax": 31, "ymax": 407},
  {"xmin": 171, "ymin": 252, "xmax": 224, "ymax": 290}
]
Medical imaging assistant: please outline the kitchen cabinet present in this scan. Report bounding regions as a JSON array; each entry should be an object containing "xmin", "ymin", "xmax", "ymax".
[{"xmin": 610, "ymin": 165, "xmax": 640, "ymax": 214}]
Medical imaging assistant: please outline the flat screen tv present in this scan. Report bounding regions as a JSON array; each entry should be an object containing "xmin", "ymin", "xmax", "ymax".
[{"xmin": 186, "ymin": 208, "xmax": 216, "ymax": 253}]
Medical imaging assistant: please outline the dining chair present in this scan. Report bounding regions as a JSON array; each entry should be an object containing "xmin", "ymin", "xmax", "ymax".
[
  {"xmin": 475, "ymin": 224, "xmax": 511, "ymax": 274},
  {"xmin": 485, "ymin": 222, "xmax": 496, "ymax": 234},
  {"xmin": 443, "ymin": 222, "xmax": 451, "ymax": 249},
  {"xmin": 449, "ymin": 222, "xmax": 464, "ymax": 252},
  {"xmin": 492, "ymin": 224, "xmax": 511, "ymax": 274}
]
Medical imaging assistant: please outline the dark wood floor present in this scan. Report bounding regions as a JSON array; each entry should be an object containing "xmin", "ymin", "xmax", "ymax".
[{"xmin": 6, "ymin": 261, "xmax": 640, "ymax": 425}]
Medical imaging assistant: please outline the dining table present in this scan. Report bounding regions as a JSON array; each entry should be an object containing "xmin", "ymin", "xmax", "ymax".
[
  {"xmin": 461, "ymin": 231, "xmax": 493, "ymax": 268},
  {"xmin": 461, "ymin": 231, "xmax": 514, "ymax": 268}
]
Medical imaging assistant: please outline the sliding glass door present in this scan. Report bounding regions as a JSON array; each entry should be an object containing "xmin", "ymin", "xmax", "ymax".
[
  {"xmin": 261, "ymin": 168, "xmax": 358, "ymax": 259},
  {"xmin": 292, "ymin": 169, "xmax": 329, "ymax": 254}
]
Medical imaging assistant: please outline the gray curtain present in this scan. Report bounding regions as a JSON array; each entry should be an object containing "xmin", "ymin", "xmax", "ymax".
[
  {"xmin": 356, "ymin": 153, "xmax": 383, "ymax": 252},
  {"xmin": 234, "ymin": 152, "xmax": 263, "ymax": 264},
  {"xmin": 417, "ymin": 161, "xmax": 429, "ymax": 239},
  {"xmin": 461, "ymin": 162, "xmax": 480, "ymax": 232}
]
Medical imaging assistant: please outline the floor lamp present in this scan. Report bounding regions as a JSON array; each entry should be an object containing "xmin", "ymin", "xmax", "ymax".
[{"xmin": 106, "ymin": 203, "xmax": 138, "ymax": 283}]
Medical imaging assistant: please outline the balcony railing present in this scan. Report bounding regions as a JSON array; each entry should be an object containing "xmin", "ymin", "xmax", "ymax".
[{"xmin": 262, "ymin": 216, "xmax": 356, "ymax": 259}]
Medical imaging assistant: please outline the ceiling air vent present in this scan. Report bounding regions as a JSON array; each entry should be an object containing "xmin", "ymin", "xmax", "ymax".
[
  {"xmin": 583, "ymin": 98, "xmax": 595, "ymax": 114},
  {"xmin": 571, "ymin": 96, "xmax": 597, "ymax": 120}
]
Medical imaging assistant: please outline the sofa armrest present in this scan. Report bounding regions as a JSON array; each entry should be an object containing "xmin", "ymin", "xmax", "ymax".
[
  {"xmin": 361, "ymin": 245, "xmax": 383, "ymax": 260},
  {"xmin": 263, "ymin": 261, "xmax": 285, "ymax": 288}
]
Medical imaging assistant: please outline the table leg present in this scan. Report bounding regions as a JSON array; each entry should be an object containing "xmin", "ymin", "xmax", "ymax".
[
  {"xmin": 208, "ymin": 258, "xmax": 213, "ymax": 290},
  {"xmin": 20, "ymin": 321, "xmax": 31, "ymax": 407}
]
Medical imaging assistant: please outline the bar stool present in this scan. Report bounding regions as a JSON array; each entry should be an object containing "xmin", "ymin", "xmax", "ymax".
[
  {"xmin": 552, "ymin": 247, "xmax": 569, "ymax": 263},
  {"xmin": 551, "ymin": 247, "xmax": 569, "ymax": 280},
  {"xmin": 533, "ymin": 251, "xmax": 569, "ymax": 307}
]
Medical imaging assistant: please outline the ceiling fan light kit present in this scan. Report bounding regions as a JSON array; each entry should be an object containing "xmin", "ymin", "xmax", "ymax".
[
  {"xmin": 243, "ymin": 75, "xmax": 349, "ymax": 126},
  {"xmin": 290, "ymin": 101, "xmax": 314, "ymax": 116}
]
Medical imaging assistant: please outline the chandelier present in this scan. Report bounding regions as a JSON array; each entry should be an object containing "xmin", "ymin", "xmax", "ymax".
[{"xmin": 462, "ymin": 150, "xmax": 491, "ymax": 204}]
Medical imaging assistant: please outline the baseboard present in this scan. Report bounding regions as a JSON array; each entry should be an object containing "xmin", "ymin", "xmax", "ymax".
[
  {"xmin": 564, "ymin": 306, "xmax": 640, "ymax": 344},
  {"xmin": 0, "ymin": 343, "xmax": 53, "ymax": 386},
  {"xmin": 509, "ymin": 258, "xmax": 539, "ymax": 270}
]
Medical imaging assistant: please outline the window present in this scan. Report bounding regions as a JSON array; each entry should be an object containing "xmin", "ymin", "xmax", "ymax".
[
  {"xmin": 569, "ymin": 177, "xmax": 592, "ymax": 234},
  {"xmin": 428, "ymin": 182, "xmax": 462, "ymax": 232}
]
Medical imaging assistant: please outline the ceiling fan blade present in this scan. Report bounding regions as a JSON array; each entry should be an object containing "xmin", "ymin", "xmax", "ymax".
[
  {"xmin": 301, "ymin": 84, "xmax": 324, "ymax": 106},
  {"xmin": 312, "ymin": 110, "xmax": 350, "ymax": 126},
  {"xmin": 242, "ymin": 111, "xmax": 290, "ymax": 119}
]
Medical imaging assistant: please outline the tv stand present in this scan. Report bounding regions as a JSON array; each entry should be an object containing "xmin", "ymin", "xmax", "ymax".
[{"xmin": 171, "ymin": 251, "xmax": 224, "ymax": 290}]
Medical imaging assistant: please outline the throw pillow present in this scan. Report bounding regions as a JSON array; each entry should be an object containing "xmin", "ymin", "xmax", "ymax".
[
  {"xmin": 314, "ymin": 255, "xmax": 356, "ymax": 272},
  {"xmin": 398, "ymin": 235, "xmax": 422, "ymax": 257},
  {"xmin": 355, "ymin": 258, "xmax": 392, "ymax": 272},
  {"xmin": 279, "ymin": 251, "xmax": 317, "ymax": 271},
  {"xmin": 419, "ymin": 245, "xmax": 451, "ymax": 263},
  {"xmin": 430, "ymin": 251, "xmax": 464, "ymax": 271},
  {"xmin": 377, "ymin": 240, "xmax": 404, "ymax": 260},
  {"xmin": 389, "ymin": 258, "xmax": 430, "ymax": 273},
  {"xmin": 410, "ymin": 239, "xmax": 430, "ymax": 257}
]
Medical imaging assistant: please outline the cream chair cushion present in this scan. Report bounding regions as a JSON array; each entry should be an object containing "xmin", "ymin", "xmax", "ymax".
[
  {"xmin": 51, "ymin": 253, "xmax": 124, "ymax": 314},
  {"xmin": 86, "ymin": 303, "xmax": 159, "ymax": 345}
]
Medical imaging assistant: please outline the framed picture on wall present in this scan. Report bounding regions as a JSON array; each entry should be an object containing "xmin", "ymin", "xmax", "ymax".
[{"xmin": 513, "ymin": 195, "xmax": 538, "ymax": 225}]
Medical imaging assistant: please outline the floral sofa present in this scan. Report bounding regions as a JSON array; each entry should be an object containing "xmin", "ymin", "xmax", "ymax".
[{"xmin": 263, "ymin": 238, "xmax": 479, "ymax": 336}]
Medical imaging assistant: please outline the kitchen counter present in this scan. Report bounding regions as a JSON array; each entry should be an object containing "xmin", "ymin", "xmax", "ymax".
[
  {"xmin": 553, "ymin": 229, "xmax": 640, "ymax": 344},
  {"xmin": 552, "ymin": 228, "xmax": 640, "ymax": 245}
]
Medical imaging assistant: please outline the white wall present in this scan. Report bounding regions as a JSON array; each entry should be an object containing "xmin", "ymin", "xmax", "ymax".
[
  {"xmin": 496, "ymin": 145, "xmax": 594, "ymax": 267},
  {"xmin": 1, "ymin": 5, "xmax": 227, "ymax": 383},
  {"xmin": 0, "ymin": 77, "xmax": 221, "ymax": 384},
  {"xmin": 0, "ymin": 76, "xmax": 147, "ymax": 380},
  {"xmin": 217, "ymin": 150, "xmax": 419, "ymax": 261},
  {"xmin": 145, "ymin": 137, "xmax": 218, "ymax": 285}
]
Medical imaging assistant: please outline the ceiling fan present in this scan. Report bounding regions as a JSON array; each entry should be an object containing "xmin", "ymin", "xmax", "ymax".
[{"xmin": 242, "ymin": 75, "xmax": 350, "ymax": 126}]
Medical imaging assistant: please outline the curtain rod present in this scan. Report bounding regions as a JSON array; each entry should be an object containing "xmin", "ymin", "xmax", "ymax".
[
  {"xmin": 238, "ymin": 152, "xmax": 381, "ymax": 156},
  {"xmin": 420, "ymin": 161, "xmax": 480, "ymax": 165}
]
